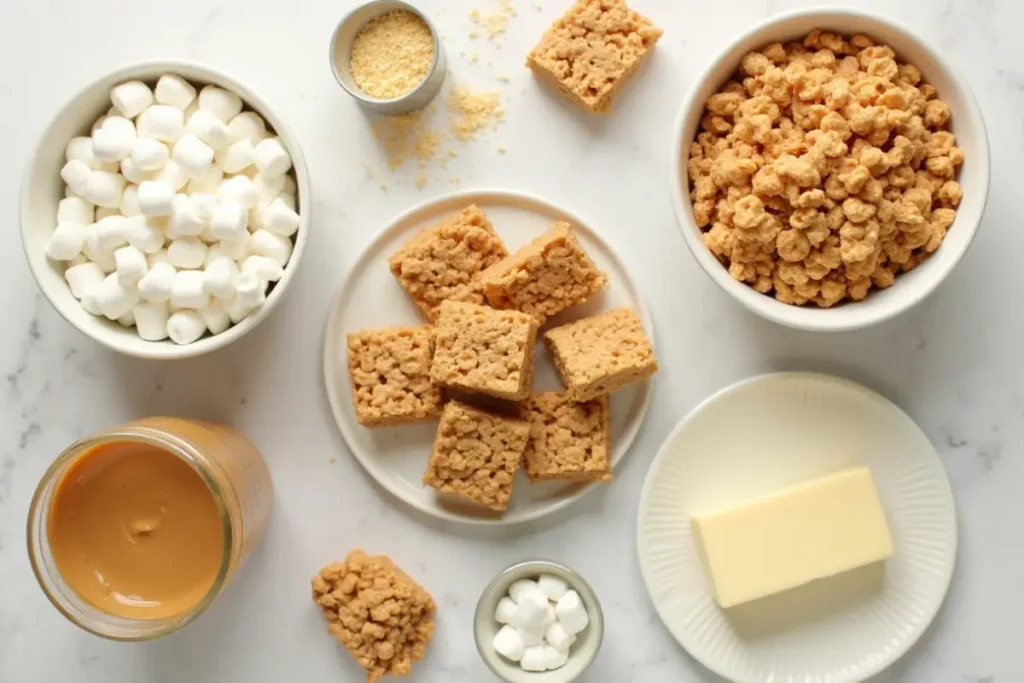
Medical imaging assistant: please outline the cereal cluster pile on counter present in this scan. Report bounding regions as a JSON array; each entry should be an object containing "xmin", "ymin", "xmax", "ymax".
[
  {"xmin": 688, "ymin": 29, "xmax": 965, "ymax": 307},
  {"xmin": 346, "ymin": 205, "xmax": 658, "ymax": 512}
]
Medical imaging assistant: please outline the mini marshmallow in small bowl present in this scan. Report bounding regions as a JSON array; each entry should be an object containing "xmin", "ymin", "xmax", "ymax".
[
  {"xmin": 20, "ymin": 61, "xmax": 309, "ymax": 359},
  {"xmin": 475, "ymin": 560, "xmax": 604, "ymax": 683}
]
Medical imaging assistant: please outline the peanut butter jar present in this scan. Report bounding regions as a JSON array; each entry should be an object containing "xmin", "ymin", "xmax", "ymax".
[{"xmin": 27, "ymin": 417, "xmax": 272, "ymax": 640}]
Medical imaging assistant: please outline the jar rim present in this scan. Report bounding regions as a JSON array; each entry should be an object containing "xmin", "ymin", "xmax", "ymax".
[{"xmin": 26, "ymin": 425, "xmax": 236, "ymax": 641}]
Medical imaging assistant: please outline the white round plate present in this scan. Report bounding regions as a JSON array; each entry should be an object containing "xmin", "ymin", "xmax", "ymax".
[
  {"xmin": 637, "ymin": 372, "xmax": 957, "ymax": 683},
  {"xmin": 323, "ymin": 189, "xmax": 652, "ymax": 525}
]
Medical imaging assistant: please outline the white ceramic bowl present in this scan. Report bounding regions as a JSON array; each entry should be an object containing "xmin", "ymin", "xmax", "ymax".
[
  {"xmin": 474, "ymin": 560, "xmax": 604, "ymax": 683},
  {"xmin": 20, "ymin": 61, "xmax": 310, "ymax": 359},
  {"xmin": 670, "ymin": 8, "xmax": 990, "ymax": 331}
]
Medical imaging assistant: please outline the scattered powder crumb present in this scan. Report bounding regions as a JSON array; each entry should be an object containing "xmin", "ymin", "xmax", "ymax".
[
  {"xmin": 415, "ymin": 172, "xmax": 428, "ymax": 189},
  {"xmin": 350, "ymin": 11, "xmax": 435, "ymax": 99},
  {"xmin": 328, "ymin": 454, "xmax": 337, "ymax": 463},
  {"xmin": 450, "ymin": 177, "xmax": 462, "ymax": 185},
  {"xmin": 448, "ymin": 149, "xmax": 459, "ymax": 158},
  {"xmin": 469, "ymin": 29, "xmax": 481, "ymax": 39},
  {"xmin": 371, "ymin": 113, "xmax": 440, "ymax": 169},
  {"xmin": 498, "ymin": 146, "xmax": 506, "ymax": 154},
  {"xmin": 448, "ymin": 87, "xmax": 505, "ymax": 141},
  {"xmin": 468, "ymin": 0, "xmax": 516, "ymax": 39},
  {"xmin": 469, "ymin": 52, "xmax": 479, "ymax": 64}
]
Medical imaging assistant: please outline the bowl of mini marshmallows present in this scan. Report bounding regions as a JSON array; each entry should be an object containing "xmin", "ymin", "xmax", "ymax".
[
  {"xmin": 20, "ymin": 61, "xmax": 309, "ymax": 359},
  {"xmin": 474, "ymin": 560, "xmax": 604, "ymax": 682}
]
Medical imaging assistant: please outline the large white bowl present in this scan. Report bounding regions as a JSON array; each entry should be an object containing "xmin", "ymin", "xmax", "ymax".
[
  {"xmin": 670, "ymin": 9, "xmax": 990, "ymax": 331},
  {"xmin": 20, "ymin": 61, "xmax": 311, "ymax": 359}
]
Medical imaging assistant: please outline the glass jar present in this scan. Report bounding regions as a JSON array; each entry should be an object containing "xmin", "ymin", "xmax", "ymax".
[{"xmin": 27, "ymin": 417, "xmax": 273, "ymax": 640}]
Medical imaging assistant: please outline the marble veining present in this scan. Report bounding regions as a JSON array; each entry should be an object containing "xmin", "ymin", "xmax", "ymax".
[{"xmin": 2, "ymin": 0, "xmax": 1023, "ymax": 681}]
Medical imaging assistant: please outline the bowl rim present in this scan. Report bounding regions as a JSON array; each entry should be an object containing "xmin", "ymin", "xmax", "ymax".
[
  {"xmin": 473, "ymin": 559, "xmax": 605, "ymax": 682},
  {"xmin": 668, "ymin": 6, "xmax": 991, "ymax": 332},
  {"xmin": 19, "ymin": 59, "xmax": 311, "ymax": 360}
]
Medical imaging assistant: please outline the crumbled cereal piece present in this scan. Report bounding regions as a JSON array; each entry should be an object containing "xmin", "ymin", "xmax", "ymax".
[
  {"xmin": 347, "ymin": 326, "xmax": 443, "ymax": 427},
  {"xmin": 389, "ymin": 205, "xmax": 508, "ymax": 320},
  {"xmin": 526, "ymin": 0, "xmax": 662, "ymax": 113},
  {"xmin": 688, "ymin": 29, "xmax": 963, "ymax": 307},
  {"xmin": 430, "ymin": 300, "xmax": 538, "ymax": 400},
  {"xmin": 312, "ymin": 551, "xmax": 436, "ymax": 683},
  {"xmin": 544, "ymin": 307, "xmax": 657, "ymax": 402},
  {"xmin": 479, "ymin": 222, "xmax": 608, "ymax": 324},
  {"xmin": 422, "ymin": 400, "xmax": 529, "ymax": 511},
  {"xmin": 520, "ymin": 391, "xmax": 611, "ymax": 483}
]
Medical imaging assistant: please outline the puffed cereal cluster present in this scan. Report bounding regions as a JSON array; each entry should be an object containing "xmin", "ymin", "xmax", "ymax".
[{"xmin": 688, "ymin": 29, "xmax": 964, "ymax": 307}]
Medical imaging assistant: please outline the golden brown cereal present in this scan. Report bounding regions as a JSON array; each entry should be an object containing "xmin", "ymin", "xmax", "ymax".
[
  {"xmin": 312, "ymin": 551, "xmax": 436, "ymax": 683},
  {"xmin": 350, "ymin": 11, "xmax": 435, "ymax": 100},
  {"xmin": 423, "ymin": 400, "xmax": 529, "ymax": 511},
  {"xmin": 520, "ymin": 392, "xmax": 611, "ymax": 483},
  {"xmin": 526, "ymin": 0, "xmax": 663, "ymax": 113},
  {"xmin": 688, "ymin": 29, "xmax": 964, "ymax": 307}
]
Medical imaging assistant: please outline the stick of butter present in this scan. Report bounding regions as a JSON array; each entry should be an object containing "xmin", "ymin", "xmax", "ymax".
[{"xmin": 691, "ymin": 467, "xmax": 894, "ymax": 609}]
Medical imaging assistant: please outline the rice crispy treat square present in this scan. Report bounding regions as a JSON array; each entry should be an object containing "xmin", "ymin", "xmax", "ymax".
[
  {"xmin": 311, "ymin": 550, "xmax": 436, "ymax": 683},
  {"xmin": 521, "ymin": 391, "xmax": 612, "ymax": 483},
  {"xmin": 422, "ymin": 400, "xmax": 530, "ymax": 511},
  {"xmin": 347, "ymin": 325, "xmax": 444, "ymax": 427},
  {"xmin": 389, "ymin": 205, "xmax": 509, "ymax": 321},
  {"xmin": 479, "ymin": 222, "xmax": 608, "ymax": 325},
  {"xmin": 526, "ymin": 0, "xmax": 663, "ymax": 114},
  {"xmin": 544, "ymin": 307, "xmax": 657, "ymax": 401},
  {"xmin": 430, "ymin": 300, "xmax": 538, "ymax": 401}
]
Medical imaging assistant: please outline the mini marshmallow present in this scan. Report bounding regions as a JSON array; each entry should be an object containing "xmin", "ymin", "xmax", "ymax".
[
  {"xmin": 198, "ymin": 85, "xmax": 243, "ymax": 123},
  {"xmin": 115, "ymin": 245, "xmax": 148, "ymax": 286},
  {"xmin": 57, "ymin": 197, "xmax": 94, "ymax": 225},
  {"xmin": 187, "ymin": 166, "xmax": 224, "ymax": 194},
  {"xmin": 218, "ymin": 175, "xmax": 257, "ymax": 208},
  {"xmin": 187, "ymin": 109, "xmax": 231, "ymax": 149},
  {"xmin": 137, "ymin": 261, "xmax": 176, "ymax": 302},
  {"xmin": 248, "ymin": 229, "xmax": 292, "ymax": 266},
  {"xmin": 554, "ymin": 590, "xmax": 589, "ymax": 635},
  {"xmin": 95, "ymin": 215, "xmax": 130, "ymax": 250},
  {"xmin": 120, "ymin": 157, "xmax": 155, "ymax": 185},
  {"xmin": 119, "ymin": 184, "xmax": 141, "ymax": 217},
  {"xmin": 537, "ymin": 575, "xmax": 569, "ymax": 602},
  {"xmin": 228, "ymin": 111, "xmax": 267, "ymax": 144},
  {"xmin": 136, "ymin": 104, "xmax": 185, "ymax": 143},
  {"xmin": 183, "ymin": 100, "xmax": 198, "ymax": 121},
  {"xmin": 234, "ymin": 272, "xmax": 266, "ymax": 308},
  {"xmin": 155, "ymin": 74, "xmax": 196, "ymax": 110},
  {"xmin": 134, "ymin": 301, "xmax": 170, "ymax": 341},
  {"xmin": 495, "ymin": 596, "xmax": 517, "ymax": 625},
  {"xmin": 91, "ymin": 113, "xmax": 108, "ymax": 135},
  {"xmin": 92, "ymin": 116, "xmax": 136, "ymax": 162},
  {"xmin": 146, "ymin": 248, "xmax": 170, "ymax": 268},
  {"xmin": 137, "ymin": 180, "xmax": 175, "ymax": 216},
  {"xmin": 124, "ymin": 216, "xmax": 165, "ymax": 254},
  {"xmin": 80, "ymin": 291, "xmax": 103, "ymax": 315},
  {"xmin": 199, "ymin": 301, "xmax": 231, "ymax": 334},
  {"xmin": 64, "ymin": 261, "xmax": 106, "ymax": 300},
  {"xmin": 110, "ymin": 81, "xmax": 154, "ymax": 118},
  {"xmin": 202, "ymin": 257, "xmax": 238, "ymax": 299},
  {"xmin": 520, "ymin": 646, "xmax": 548, "ymax": 672},
  {"xmin": 168, "ymin": 194, "xmax": 204, "ymax": 237},
  {"xmin": 214, "ymin": 139, "xmax": 254, "ymax": 174},
  {"xmin": 170, "ymin": 270, "xmax": 210, "ymax": 309},
  {"xmin": 210, "ymin": 201, "xmax": 248, "ymax": 241},
  {"xmin": 509, "ymin": 579, "xmax": 540, "ymax": 604},
  {"xmin": 541, "ymin": 645, "xmax": 569, "ymax": 671},
  {"xmin": 45, "ymin": 224, "xmax": 86, "ymax": 261},
  {"xmin": 253, "ymin": 137, "xmax": 292, "ymax": 178},
  {"xmin": 260, "ymin": 197, "xmax": 300, "ymax": 237},
  {"xmin": 131, "ymin": 137, "xmax": 170, "ymax": 172},
  {"xmin": 118, "ymin": 310, "xmax": 137, "ymax": 327},
  {"xmin": 520, "ymin": 627, "xmax": 545, "ymax": 647},
  {"xmin": 224, "ymin": 295, "xmax": 255, "ymax": 324},
  {"xmin": 492, "ymin": 625, "xmax": 526, "ymax": 663},
  {"xmin": 172, "ymin": 133, "xmax": 214, "ymax": 179},
  {"xmin": 155, "ymin": 160, "xmax": 189, "ymax": 192},
  {"xmin": 84, "ymin": 171, "xmax": 126, "ymax": 209},
  {"xmin": 513, "ymin": 591, "xmax": 549, "ymax": 634},
  {"xmin": 167, "ymin": 237, "xmax": 208, "ymax": 269},
  {"xmin": 94, "ymin": 273, "xmax": 140, "ymax": 320},
  {"xmin": 190, "ymin": 193, "xmax": 217, "ymax": 223},
  {"xmin": 167, "ymin": 310, "xmax": 207, "ymax": 345},
  {"xmin": 217, "ymin": 232, "xmax": 250, "ymax": 261},
  {"xmin": 61, "ymin": 160, "xmax": 93, "ymax": 196},
  {"xmin": 252, "ymin": 173, "xmax": 285, "ymax": 205},
  {"xmin": 544, "ymin": 622, "xmax": 576, "ymax": 652},
  {"xmin": 82, "ymin": 234, "xmax": 117, "ymax": 273}
]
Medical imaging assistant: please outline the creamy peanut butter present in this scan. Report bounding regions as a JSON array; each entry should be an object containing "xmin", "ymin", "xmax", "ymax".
[{"xmin": 48, "ymin": 441, "xmax": 224, "ymax": 620}]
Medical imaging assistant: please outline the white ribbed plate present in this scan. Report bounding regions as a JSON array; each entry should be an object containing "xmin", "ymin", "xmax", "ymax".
[{"xmin": 637, "ymin": 372, "xmax": 957, "ymax": 683}]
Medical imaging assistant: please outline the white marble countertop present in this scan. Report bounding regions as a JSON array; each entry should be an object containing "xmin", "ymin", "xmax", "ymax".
[{"xmin": 1, "ymin": 0, "xmax": 1020, "ymax": 681}]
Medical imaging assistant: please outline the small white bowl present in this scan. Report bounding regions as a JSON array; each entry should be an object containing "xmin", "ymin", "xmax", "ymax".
[
  {"xmin": 474, "ymin": 560, "xmax": 604, "ymax": 683},
  {"xmin": 669, "ymin": 8, "xmax": 990, "ymax": 331},
  {"xmin": 20, "ymin": 61, "xmax": 310, "ymax": 359}
]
